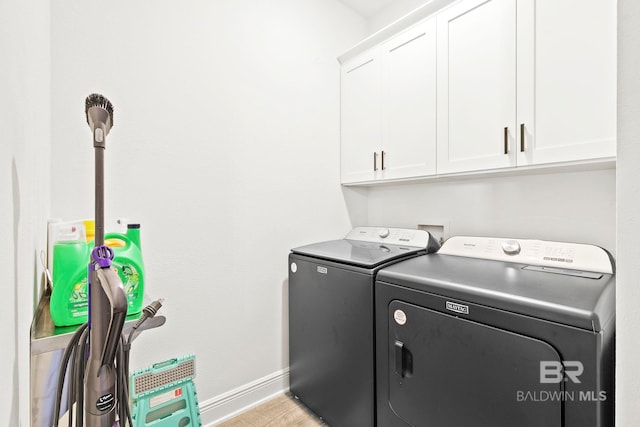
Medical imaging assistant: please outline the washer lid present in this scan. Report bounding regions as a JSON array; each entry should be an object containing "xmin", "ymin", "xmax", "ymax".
[
  {"xmin": 291, "ymin": 239, "xmax": 426, "ymax": 268},
  {"xmin": 291, "ymin": 227, "xmax": 439, "ymax": 268}
]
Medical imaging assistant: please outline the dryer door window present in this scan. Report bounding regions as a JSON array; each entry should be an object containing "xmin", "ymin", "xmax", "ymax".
[{"xmin": 388, "ymin": 300, "xmax": 563, "ymax": 427}]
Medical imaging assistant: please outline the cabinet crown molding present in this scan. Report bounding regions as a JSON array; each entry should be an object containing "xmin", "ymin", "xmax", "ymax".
[{"xmin": 338, "ymin": 0, "xmax": 458, "ymax": 64}]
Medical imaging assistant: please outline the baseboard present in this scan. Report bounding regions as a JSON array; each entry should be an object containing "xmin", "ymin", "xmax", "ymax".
[{"xmin": 200, "ymin": 368, "xmax": 290, "ymax": 426}]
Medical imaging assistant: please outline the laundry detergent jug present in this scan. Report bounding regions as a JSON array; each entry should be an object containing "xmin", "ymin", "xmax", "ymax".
[
  {"xmin": 103, "ymin": 224, "xmax": 145, "ymax": 317},
  {"xmin": 50, "ymin": 223, "xmax": 145, "ymax": 327}
]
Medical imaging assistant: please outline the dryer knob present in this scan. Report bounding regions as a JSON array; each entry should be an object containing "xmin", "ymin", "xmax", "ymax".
[
  {"xmin": 379, "ymin": 228, "xmax": 390, "ymax": 238},
  {"xmin": 502, "ymin": 240, "xmax": 521, "ymax": 255}
]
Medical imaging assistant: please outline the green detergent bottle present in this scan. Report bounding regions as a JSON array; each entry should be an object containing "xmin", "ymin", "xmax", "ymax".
[
  {"xmin": 50, "ymin": 239, "xmax": 91, "ymax": 326},
  {"xmin": 103, "ymin": 224, "xmax": 145, "ymax": 317},
  {"xmin": 50, "ymin": 223, "xmax": 145, "ymax": 327}
]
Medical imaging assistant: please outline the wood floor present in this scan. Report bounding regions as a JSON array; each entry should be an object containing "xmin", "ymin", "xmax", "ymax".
[{"xmin": 217, "ymin": 394, "xmax": 327, "ymax": 426}]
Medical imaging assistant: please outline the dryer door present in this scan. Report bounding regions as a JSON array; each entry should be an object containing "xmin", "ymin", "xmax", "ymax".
[{"xmin": 388, "ymin": 300, "xmax": 563, "ymax": 427}]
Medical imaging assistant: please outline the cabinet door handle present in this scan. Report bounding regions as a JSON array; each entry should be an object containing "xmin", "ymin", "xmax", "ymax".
[
  {"xmin": 381, "ymin": 150, "xmax": 386, "ymax": 170},
  {"xmin": 520, "ymin": 123, "xmax": 525, "ymax": 152},
  {"xmin": 373, "ymin": 152, "xmax": 378, "ymax": 171},
  {"xmin": 504, "ymin": 127, "xmax": 509, "ymax": 154}
]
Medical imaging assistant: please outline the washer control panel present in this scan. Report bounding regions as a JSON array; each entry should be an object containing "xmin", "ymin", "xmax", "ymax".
[
  {"xmin": 439, "ymin": 236, "xmax": 613, "ymax": 274},
  {"xmin": 345, "ymin": 227, "xmax": 433, "ymax": 248}
]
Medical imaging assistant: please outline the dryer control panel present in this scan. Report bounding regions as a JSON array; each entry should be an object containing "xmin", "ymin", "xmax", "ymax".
[
  {"xmin": 438, "ymin": 236, "xmax": 614, "ymax": 274},
  {"xmin": 345, "ymin": 227, "xmax": 433, "ymax": 248}
]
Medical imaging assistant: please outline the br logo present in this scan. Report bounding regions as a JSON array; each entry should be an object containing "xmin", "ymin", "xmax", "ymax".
[{"xmin": 540, "ymin": 361, "xmax": 584, "ymax": 384}]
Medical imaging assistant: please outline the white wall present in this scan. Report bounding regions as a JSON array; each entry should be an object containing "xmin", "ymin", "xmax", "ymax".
[
  {"xmin": 365, "ymin": 169, "xmax": 616, "ymax": 253},
  {"xmin": 367, "ymin": 0, "xmax": 438, "ymax": 33},
  {"xmin": 0, "ymin": 0, "xmax": 51, "ymax": 424},
  {"xmin": 616, "ymin": 0, "xmax": 640, "ymax": 424},
  {"xmin": 50, "ymin": 0, "xmax": 366, "ymax": 423}
]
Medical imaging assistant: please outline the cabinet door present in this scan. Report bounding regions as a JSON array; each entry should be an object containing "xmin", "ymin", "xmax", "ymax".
[
  {"xmin": 380, "ymin": 18, "xmax": 437, "ymax": 180},
  {"xmin": 341, "ymin": 52, "xmax": 381, "ymax": 184},
  {"xmin": 517, "ymin": 0, "xmax": 616, "ymax": 166},
  {"xmin": 437, "ymin": 0, "xmax": 517, "ymax": 174}
]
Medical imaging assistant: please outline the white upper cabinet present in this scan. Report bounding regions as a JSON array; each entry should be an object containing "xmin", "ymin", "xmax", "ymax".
[
  {"xmin": 516, "ymin": 0, "xmax": 617, "ymax": 166},
  {"xmin": 340, "ymin": 18, "xmax": 437, "ymax": 184},
  {"xmin": 436, "ymin": 0, "xmax": 517, "ymax": 174},
  {"xmin": 380, "ymin": 18, "xmax": 437, "ymax": 180},
  {"xmin": 436, "ymin": 0, "xmax": 616, "ymax": 175},
  {"xmin": 340, "ymin": 0, "xmax": 616, "ymax": 184},
  {"xmin": 341, "ymin": 51, "xmax": 381, "ymax": 184}
]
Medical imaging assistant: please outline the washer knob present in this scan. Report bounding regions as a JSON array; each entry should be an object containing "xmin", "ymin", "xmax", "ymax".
[
  {"xmin": 502, "ymin": 240, "xmax": 521, "ymax": 255},
  {"xmin": 378, "ymin": 228, "xmax": 390, "ymax": 238}
]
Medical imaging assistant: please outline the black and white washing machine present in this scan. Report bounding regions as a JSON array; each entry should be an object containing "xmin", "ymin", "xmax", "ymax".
[
  {"xmin": 289, "ymin": 227, "xmax": 439, "ymax": 426},
  {"xmin": 375, "ymin": 236, "xmax": 615, "ymax": 427}
]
